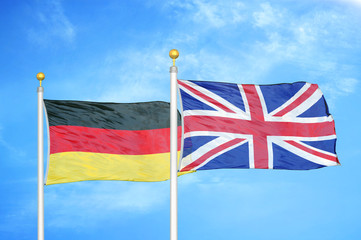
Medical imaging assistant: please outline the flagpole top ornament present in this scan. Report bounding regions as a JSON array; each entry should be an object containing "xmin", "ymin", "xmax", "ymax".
[
  {"xmin": 36, "ymin": 72, "xmax": 45, "ymax": 87},
  {"xmin": 169, "ymin": 49, "xmax": 179, "ymax": 66}
]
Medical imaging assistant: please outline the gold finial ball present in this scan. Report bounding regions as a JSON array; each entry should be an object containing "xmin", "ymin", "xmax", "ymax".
[
  {"xmin": 36, "ymin": 72, "xmax": 45, "ymax": 81},
  {"xmin": 169, "ymin": 49, "xmax": 179, "ymax": 60}
]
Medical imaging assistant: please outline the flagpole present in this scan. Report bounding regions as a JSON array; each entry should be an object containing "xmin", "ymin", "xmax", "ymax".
[
  {"xmin": 169, "ymin": 49, "xmax": 179, "ymax": 240},
  {"xmin": 37, "ymin": 72, "xmax": 45, "ymax": 240}
]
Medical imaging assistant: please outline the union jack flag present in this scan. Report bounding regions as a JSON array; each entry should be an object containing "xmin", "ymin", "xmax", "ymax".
[{"xmin": 178, "ymin": 80, "xmax": 339, "ymax": 172}]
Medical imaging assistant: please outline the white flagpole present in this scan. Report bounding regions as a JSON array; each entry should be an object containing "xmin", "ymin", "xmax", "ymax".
[
  {"xmin": 37, "ymin": 72, "xmax": 45, "ymax": 240},
  {"xmin": 169, "ymin": 49, "xmax": 179, "ymax": 240}
]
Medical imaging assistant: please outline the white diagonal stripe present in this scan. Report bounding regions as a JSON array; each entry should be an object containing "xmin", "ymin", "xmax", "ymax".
[
  {"xmin": 180, "ymin": 80, "xmax": 246, "ymax": 114},
  {"xmin": 291, "ymin": 140, "xmax": 337, "ymax": 158},
  {"xmin": 178, "ymin": 83, "xmax": 225, "ymax": 112},
  {"xmin": 180, "ymin": 137, "xmax": 230, "ymax": 170},
  {"xmin": 273, "ymin": 138, "xmax": 338, "ymax": 166},
  {"xmin": 237, "ymin": 84, "xmax": 251, "ymax": 117},
  {"xmin": 180, "ymin": 136, "xmax": 248, "ymax": 171},
  {"xmin": 195, "ymin": 138, "xmax": 248, "ymax": 171},
  {"xmin": 283, "ymin": 88, "xmax": 323, "ymax": 118},
  {"xmin": 255, "ymin": 85, "xmax": 269, "ymax": 117},
  {"xmin": 270, "ymin": 83, "xmax": 311, "ymax": 116}
]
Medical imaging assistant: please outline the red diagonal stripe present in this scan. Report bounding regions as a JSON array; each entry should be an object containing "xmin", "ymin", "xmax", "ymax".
[
  {"xmin": 285, "ymin": 140, "xmax": 339, "ymax": 163},
  {"xmin": 178, "ymin": 80, "xmax": 236, "ymax": 113},
  {"xmin": 273, "ymin": 84, "xmax": 319, "ymax": 117},
  {"xmin": 181, "ymin": 138, "xmax": 246, "ymax": 172}
]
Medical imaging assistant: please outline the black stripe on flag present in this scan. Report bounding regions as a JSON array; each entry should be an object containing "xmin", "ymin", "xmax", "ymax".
[{"xmin": 44, "ymin": 100, "xmax": 181, "ymax": 130}]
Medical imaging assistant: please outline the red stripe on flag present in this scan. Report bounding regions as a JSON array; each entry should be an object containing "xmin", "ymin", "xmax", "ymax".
[
  {"xmin": 285, "ymin": 140, "xmax": 339, "ymax": 163},
  {"xmin": 273, "ymin": 84, "xmax": 318, "ymax": 117},
  {"xmin": 181, "ymin": 138, "xmax": 246, "ymax": 171},
  {"xmin": 243, "ymin": 85, "xmax": 268, "ymax": 168},
  {"xmin": 49, "ymin": 125, "xmax": 182, "ymax": 155},
  {"xmin": 184, "ymin": 115, "xmax": 336, "ymax": 138},
  {"xmin": 243, "ymin": 85, "xmax": 265, "ymax": 121}
]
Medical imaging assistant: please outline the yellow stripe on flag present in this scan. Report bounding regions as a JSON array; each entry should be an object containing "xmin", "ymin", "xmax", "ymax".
[{"xmin": 46, "ymin": 151, "xmax": 192, "ymax": 185}]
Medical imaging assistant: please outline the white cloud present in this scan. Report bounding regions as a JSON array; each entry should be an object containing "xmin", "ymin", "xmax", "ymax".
[
  {"xmin": 245, "ymin": 3, "xmax": 361, "ymax": 87},
  {"xmin": 168, "ymin": 0, "xmax": 360, "ymax": 91},
  {"xmin": 95, "ymin": 47, "xmax": 171, "ymax": 103},
  {"xmin": 253, "ymin": 2, "xmax": 283, "ymax": 27},
  {"xmin": 0, "ymin": 200, "xmax": 36, "ymax": 235},
  {"xmin": 27, "ymin": 0, "xmax": 75, "ymax": 45},
  {"xmin": 165, "ymin": 0, "xmax": 246, "ymax": 28},
  {"xmin": 178, "ymin": 171, "xmax": 302, "ymax": 225},
  {"xmin": 332, "ymin": 0, "xmax": 361, "ymax": 7},
  {"xmin": 45, "ymin": 181, "xmax": 168, "ymax": 228},
  {"xmin": 53, "ymin": 1, "xmax": 360, "ymax": 108},
  {"xmin": 320, "ymin": 78, "xmax": 359, "ymax": 107},
  {"xmin": 0, "ymin": 126, "xmax": 26, "ymax": 158},
  {"xmin": 338, "ymin": 78, "xmax": 358, "ymax": 93},
  {"xmin": 178, "ymin": 172, "xmax": 202, "ymax": 186},
  {"xmin": 192, "ymin": 0, "xmax": 245, "ymax": 27}
]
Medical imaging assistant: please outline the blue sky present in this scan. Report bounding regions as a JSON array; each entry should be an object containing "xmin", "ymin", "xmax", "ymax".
[{"xmin": 1, "ymin": 0, "xmax": 361, "ymax": 239}]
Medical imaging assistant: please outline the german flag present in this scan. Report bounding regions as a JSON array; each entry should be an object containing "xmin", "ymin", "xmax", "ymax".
[{"xmin": 44, "ymin": 100, "xmax": 183, "ymax": 185}]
